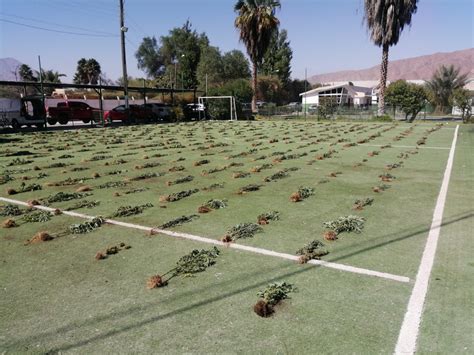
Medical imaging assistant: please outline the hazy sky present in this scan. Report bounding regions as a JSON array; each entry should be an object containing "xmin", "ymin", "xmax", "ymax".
[{"xmin": 0, "ymin": 0, "xmax": 472, "ymax": 82}]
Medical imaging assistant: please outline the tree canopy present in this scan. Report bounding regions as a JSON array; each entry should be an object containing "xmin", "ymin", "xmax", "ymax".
[
  {"xmin": 426, "ymin": 65, "xmax": 469, "ymax": 113},
  {"xmin": 73, "ymin": 58, "xmax": 101, "ymax": 85}
]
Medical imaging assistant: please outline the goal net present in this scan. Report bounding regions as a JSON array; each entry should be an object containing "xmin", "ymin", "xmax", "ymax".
[{"xmin": 198, "ymin": 96, "xmax": 238, "ymax": 121}]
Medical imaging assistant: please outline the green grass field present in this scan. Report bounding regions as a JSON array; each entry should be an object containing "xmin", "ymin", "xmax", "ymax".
[{"xmin": 1, "ymin": 120, "xmax": 472, "ymax": 354}]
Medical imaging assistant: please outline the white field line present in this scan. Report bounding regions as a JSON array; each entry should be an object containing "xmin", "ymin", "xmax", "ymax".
[
  {"xmin": 0, "ymin": 196, "xmax": 410, "ymax": 284},
  {"xmin": 358, "ymin": 143, "xmax": 450, "ymax": 150},
  {"xmin": 394, "ymin": 125, "xmax": 459, "ymax": 354}
]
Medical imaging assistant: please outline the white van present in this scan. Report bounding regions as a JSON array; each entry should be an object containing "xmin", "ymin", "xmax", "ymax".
[{"xmin": 0, "ymin": 97, "xmax": 46, "ymax": 129}]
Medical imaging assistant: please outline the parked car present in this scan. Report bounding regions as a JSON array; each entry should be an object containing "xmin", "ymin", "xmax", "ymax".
[
  {"xmin": 104, "ymin": 104, "xmax": 154, "ymax": 123},
  {"xmin": 47, "ymin": 101, "xmax": 98, "ymax": 125},
  {"xmin": 184, "ymin": 103, "xmax": 208, "ymax": 120},
  {"xmin": 0, "ymin": 96, "xmax": 45, "ymax": 129},
  {"xmin": 140, "ymin": 103, "xmax": 174, "ymax": 121}
]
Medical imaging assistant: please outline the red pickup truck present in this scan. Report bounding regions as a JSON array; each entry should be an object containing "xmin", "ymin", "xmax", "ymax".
[{"xmin": 47, "ymin": 101, "xmax": 98, "ymax": 125}]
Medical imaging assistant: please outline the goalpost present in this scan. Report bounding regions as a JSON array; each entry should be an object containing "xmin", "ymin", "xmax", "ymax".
[{"xmin": 198, "ymin": 96, "xmax": 238, "ymax": 121}]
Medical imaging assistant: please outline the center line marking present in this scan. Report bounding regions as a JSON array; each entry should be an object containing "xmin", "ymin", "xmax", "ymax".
[{"xmin": 0, "ymin": 196, "xmax": 410, "ymax": 284}]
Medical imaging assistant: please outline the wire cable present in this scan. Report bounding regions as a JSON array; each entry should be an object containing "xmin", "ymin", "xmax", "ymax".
[
  {"xmin": 0, "ymin": 12, "xmax": 116, "ymax": 35},
  {"xmin": 0, "ymin": 18, "xmax": 118, "ymax": 37}
]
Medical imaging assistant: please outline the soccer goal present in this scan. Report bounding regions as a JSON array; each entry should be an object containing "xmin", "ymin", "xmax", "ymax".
[{"xmin": 198, "ymin": 96, "xmax": 238, "ymax": 121}]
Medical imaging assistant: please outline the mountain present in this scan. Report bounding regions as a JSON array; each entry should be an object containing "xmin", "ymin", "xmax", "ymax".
[
  {"xmin": 0, "ymin": 58, "xmax": 24, "ymax": 81},
  {"xmin": 309, "ymin": 48, "xmax": 474, "ymax": 84}
]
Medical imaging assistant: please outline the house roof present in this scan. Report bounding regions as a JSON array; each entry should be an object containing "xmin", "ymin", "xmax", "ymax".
[{"xmin": 300, "ymin": 82, "xmax": 372, "ymax": 97}]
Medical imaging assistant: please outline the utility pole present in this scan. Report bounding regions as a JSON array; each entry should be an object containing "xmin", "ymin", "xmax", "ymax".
[
  {"xmin": 119, "ymin": 0, "xmax": 129, "ymax": 110},
  {"xmin": 38, "ymin": 55, "xmax": 46, "ymax": 125},
  {"xmin": 304, "ymin": 67, "xmax": 307, "ymax": 119}
]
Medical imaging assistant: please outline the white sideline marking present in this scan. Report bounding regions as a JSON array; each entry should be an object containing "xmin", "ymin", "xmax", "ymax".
[
  {"xmin": 0, "ymin": 196, "xmax": 410, "ymax": 284},
  {"xmin": 359, "ymin": 143, "xmax": 450, "ymax": 150},
  {"xmin": 394, "ymin": 125, "xmax": 459, "ymax": 354}
]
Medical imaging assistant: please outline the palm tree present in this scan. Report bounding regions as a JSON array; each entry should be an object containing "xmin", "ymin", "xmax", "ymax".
[
  {"xmin": 234, "ymin": 0, "xmax": 280, "ymax": 113},
  {"xmin": 364, "ymin": 0, "xmax": 419, "ymax": 115},
  {"xmin": 426, "ymin": 65, "xmax": 469, "ymax": 113},
  {"xmin": 18, "ymin": 64, "xmax": 36, "ymax": 82}
]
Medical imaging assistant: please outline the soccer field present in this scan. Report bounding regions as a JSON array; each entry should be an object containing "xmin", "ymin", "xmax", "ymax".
[{"xmin": 1, "ymin": 120, "xmax": 472, "ymax": 353}]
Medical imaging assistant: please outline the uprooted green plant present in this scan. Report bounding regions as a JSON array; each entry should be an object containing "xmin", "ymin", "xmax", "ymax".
[
  {"xmin": 147, "ymin": 247, "xmax": 220, "ymax": 288},
  {"xmin": 257, "ymin": 211, "xmax": 280, "ymax": 225},
  {"xmin": 159, "ymin": 214, "xmax": 199, "ymax": 229},
  {"xmin": 254, "ymin": 282, "xmax": 296, "ymax": 317},
  {"xmin": 323, "ymin": 215, "xmax": 365, "ymax": 235},
  {"xmin": 221, "ymin": 223, "xmax": 263, "ymax": 242},
  {"xmin": 296, "ymin": 240, "xmax": 329, "ymax": 263},
  {"xmin": 69, "ymin": 216, "xmax": 106, "ymax": 234},
  {"xmin": 111, "ymin": 203, "xmax": 153, "ymax": 217}
]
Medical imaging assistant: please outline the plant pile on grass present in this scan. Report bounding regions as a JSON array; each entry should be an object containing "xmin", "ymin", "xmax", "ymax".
[
  {"xmin": 372, "ymin": 184, "xmax": 391, "ymax": 193},
  {"xmin": 323, "ymin": 215, "xmax": 365, "ymax": 237},
  {"xmin": 6, "ymin": 182, "xmax": 42, "ymax": 195},
  {"xmin": 254, "ymin": 282, "xmax": 296, "ymax": 317},
  {"xmin": 0, "ymin": 204, "xmax": 23, "ymax": 216},
  {"xmin": 168, "ymin": 165, "xmax": 185, "ymax": 172},
  {"xmin": 257, "ymin": 211, "xmax": 280, "ymax": 225},
  {"xmin": 47, "ymin": 177, "xmax": 90, "ymax": 187},
  {"xmin": 147, "ymin": 247, "xmax": 220, "ymax": 288},
  {"xmin": 98, "ymin": 181, "xmax": 129, "ymax": 189},
  {"xmin": 8, "ymin": 158, "xmax": 33, "ymax": 166},
  {"xmin": 111, "ymin": 203, "xmax": 153, "ymax": 217},
  {"xmin": 124, "ymin": 187, "xmax": 149, "ymax": 195},
  {"xmin": 42, "ymin": 192, "xmax": 91, "ymax": 204},
  {"xmin": 193, "ymin": 159, "xmax": 210, "ymax": 167},
  {"xmin": 2, "ymin": 218, "xmax": 17, "ymax": 228},
  {"xmin": 296, "ymin": 240, "xmax": 329, "ymax": 263},
  {"xmin": 367, "ymin": 151, "xmax": 380, "ymax": 157},
  {"xmin": 0, "ymin": 173, "xmax": 14, "ymax": 185},
  {"xmin": 379, "ymin": 173, "xmax": 396, "ymax": 182},
  {"xmin": 290, "ymin": 187, "xmax": 314, "ymax": 202},
  {"xmin": 198, "ymin": 199, "xmax": 227, "ymax": 213},
  {"xmin": 232, "ymin": 171, "xmax": 250, "ymax": 179},
  {"xmin": 166, "ymin": 175, "xmax": 194, "ymax": 186},
  {"xmin": 95, "ymin": 242, "xmax": 131, "ymax": 260},
  {"xmin": 160, "ymin": 189, "xmax": 199, "ymax": 202},
  {"xmin": 237, "ymin": 184, "xmax": 262, "ymax": 194},
  {"xmin": 159, "ymin": 214, "xmax": 199, "ymax": 229},
  {"xmin": 129, "ymin": 172, "xmax": 161, "ymax": 181},
  {"xmin": 65, "ymin": 200, "xmax": 100, "ymax": 211},
  {"xmin": 386, "ymin": 162, "xmax": 403, "ymax": 170},
  {"xmin": 136, "ymin": 161, "xmax": 161, "ymax": 169},
  {"xmin": 202, "ymin": 183, "xmax": 224, "ymax": 191},
  {"xmin": 250, "ymin": 164, "xmax": 272, "ymax": 173},
  {"xmin": 221, "ymin": 223, "xmax": 263, "ymax": 242},
  {"xmin": 22, "ymin": 210, "xmax": 52, "ymax": 223},
  {"xmin": 201, "ymin": 166, "xmax": 227, "ymax": 175},
  {"xmin": 24, "ymin": 231, "xmax": 54, "ymax": 245},
  {"xmin": 263, "ymin": 170, "xmax": 289, "ymax": 182},
  {"xmin": 353, "ymin": 198, "xmax": 374, "ymax": 210},
  {"xmin": 45, "ymin": 162, "xmax": 68, "ymax": 169},
  {"xmin": 69, "ymin": 216, "xmax": 105, "ymax": 234}
]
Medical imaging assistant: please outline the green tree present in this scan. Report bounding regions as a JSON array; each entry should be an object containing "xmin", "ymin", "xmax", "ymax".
[
  {"xmin": 364, "ymin": 0, "xmax": 419, "ymax": 115},
  {"xmin": 135, "ymin": 36, "xmax": 165, "ymax": 78},
  {"xmin": 386, "ymin": 80, "xmax": 427, "ymax": 122},
  {"xmin": 450, "ymin": 88, "xmax": 472, "ymax": 123},
  {"xmin": 257, "ymin": 75, "xmax": 285, "ymax": 105},
  {"xmin": 286, "ymin": 79, "xmax": 311, "ymax": 103},
  {"xmin": 260, "ymin": 29, "xmax": 292, "ymax": 85},
  {"xmin": 235, "ymin": 0, "xmax": 281, "ymax": 113},
  {"xmin": 73, "ymin": 58, "xmax": 101, "ymax": 85},
  {"xmin": 426, "ymin": 65, "xmax": 469, "ymax": 113},
  {"xmin": 222, "ymin": 50, "xmax": 251, "ymax": 81},
  {"xmin": 18, "ymin": 64, "xmax": 36, "ymax": 81},
  {"xmin": 197, "ymin": 45, "xmax": 224, "ymax": 91}
]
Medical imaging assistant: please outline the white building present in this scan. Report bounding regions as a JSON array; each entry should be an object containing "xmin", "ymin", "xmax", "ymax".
[{"xmin": 300, "ymin": 82, "xmax": 373, "ymax": 108}]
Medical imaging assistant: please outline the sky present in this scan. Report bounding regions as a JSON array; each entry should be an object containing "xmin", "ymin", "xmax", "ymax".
[{"xmin": 0, "ymin": 0, "xmax": 473, "ymax": 82}]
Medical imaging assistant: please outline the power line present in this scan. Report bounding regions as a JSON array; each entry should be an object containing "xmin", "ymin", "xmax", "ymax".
[
  {"xmin": 0, "ymin": 18, "xmax": 118, "ymax": 37},
  {"xmin": 0, "ymin": 12, "xmax": 116, "ymax": 35}
]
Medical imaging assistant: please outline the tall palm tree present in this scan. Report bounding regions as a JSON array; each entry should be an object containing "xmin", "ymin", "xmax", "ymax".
[
  {"xmin": 234, "ymin": 0, "xmax": 280, "ymax": 113},
  {"xmin": 364, "ymin": 0, "xmax": 419, "ymax": 115},
  {"xmin": 426, "ymin": 65, "xmax": 468, "ymax": 113}
]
